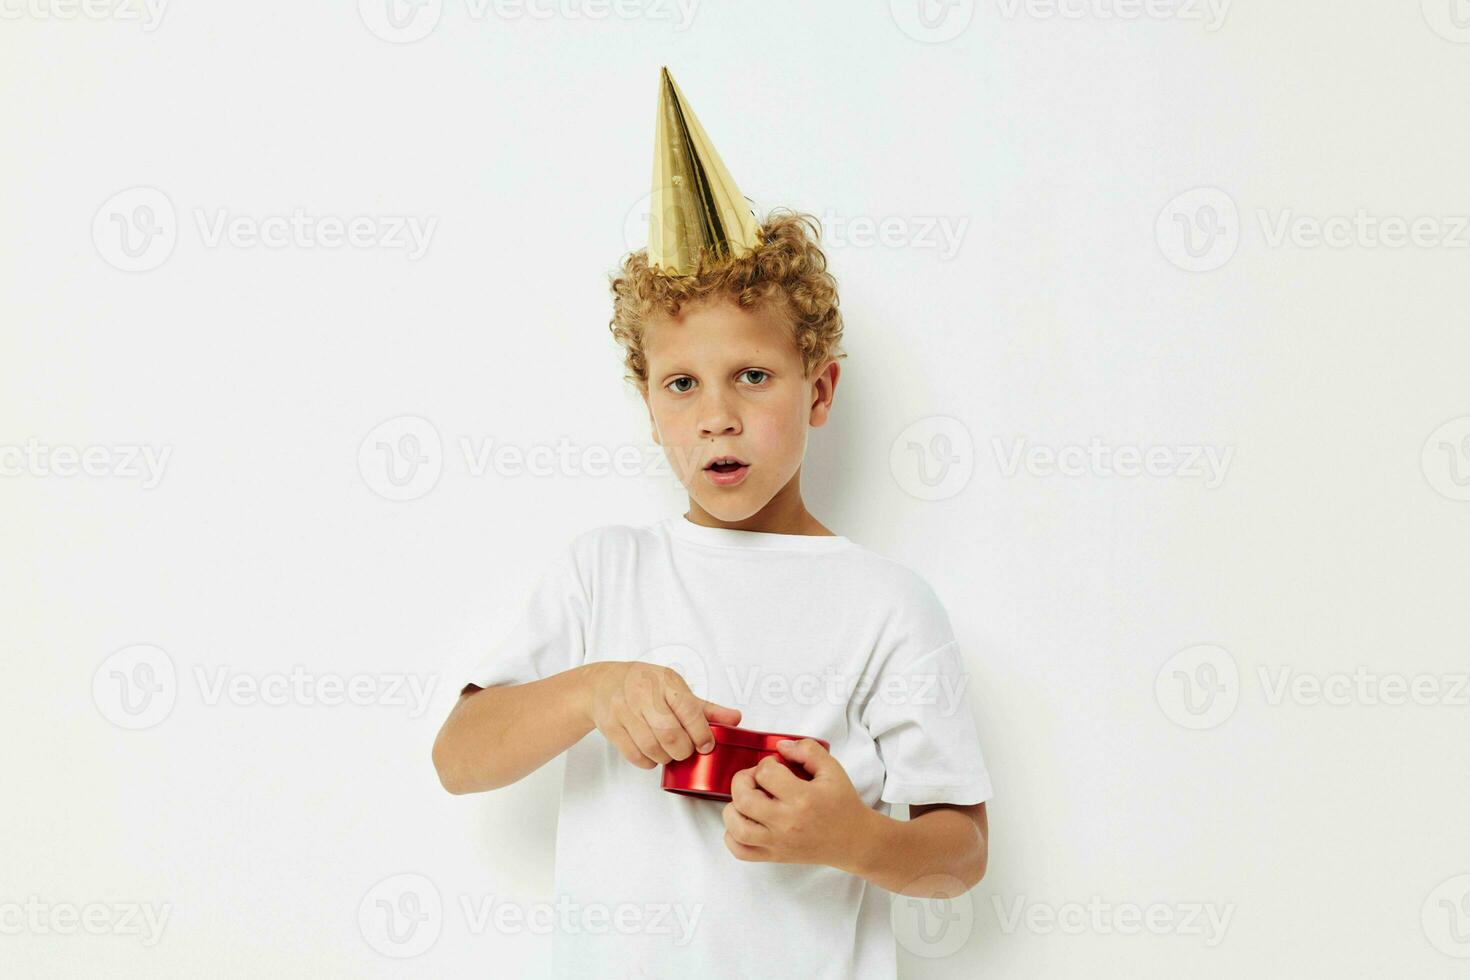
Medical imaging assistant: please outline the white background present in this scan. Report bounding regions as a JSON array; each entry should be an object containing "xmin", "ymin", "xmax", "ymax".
[{"xmin": 5, "ymin": 0, "xmax": 1470, "ymax": 976}]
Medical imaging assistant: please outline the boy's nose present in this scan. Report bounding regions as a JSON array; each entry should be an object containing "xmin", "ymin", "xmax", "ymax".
[
  {"xmin": 699, "ymin": 416, "xmax": 740, "ymax": 437},
  {"xmin": 698, "ymin": 396, "xmax": 741, "ymax": 437}
]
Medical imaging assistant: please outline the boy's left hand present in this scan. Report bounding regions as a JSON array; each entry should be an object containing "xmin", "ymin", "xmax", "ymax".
[{"xmin": 722, "ymin": 738, "xmax": 870, "ymax": 869}]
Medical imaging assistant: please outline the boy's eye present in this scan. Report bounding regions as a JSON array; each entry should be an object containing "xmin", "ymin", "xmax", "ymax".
[
  {"xmin": 667, "ymin": 377, "xmax": 695, "ymax": 394},
  {"xmin": 740, "ymin": 369, "xmax": 768, "ymax": 385}
]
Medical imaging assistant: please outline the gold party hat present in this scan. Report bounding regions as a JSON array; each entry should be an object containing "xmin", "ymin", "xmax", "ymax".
[{"xmin": 648, "ymin": 67, "xmax": 762, "ymax": 276}]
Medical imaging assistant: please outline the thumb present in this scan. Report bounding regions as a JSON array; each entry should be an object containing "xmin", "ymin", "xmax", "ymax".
[{"xmin": 701, "ymin": 700, "xmax": 742, "ymax": 726}]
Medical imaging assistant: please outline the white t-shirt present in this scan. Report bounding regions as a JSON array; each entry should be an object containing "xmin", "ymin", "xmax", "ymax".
[{"xmin": 467, "ymin": 514, "xmax": 993, "ymax": 980}]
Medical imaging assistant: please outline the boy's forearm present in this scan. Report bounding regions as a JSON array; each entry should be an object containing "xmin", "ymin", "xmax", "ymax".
[
  {"xmin": 432, "ymin": 663, "xmax": 601, "ymax": 794},
  {"xmin": 838, "ymin": 806, "xmax": 988, "ymax": 897}
]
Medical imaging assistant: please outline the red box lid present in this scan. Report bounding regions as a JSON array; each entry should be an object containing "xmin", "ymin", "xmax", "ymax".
[{"xmin": 708, "ymin": 722, "xmax": 829, "ymax": 752}]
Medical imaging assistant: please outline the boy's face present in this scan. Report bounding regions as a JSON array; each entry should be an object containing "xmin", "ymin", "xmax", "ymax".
[{"xmin": 641, "ymin": 295, "xmax": 837, "ymax": 524}]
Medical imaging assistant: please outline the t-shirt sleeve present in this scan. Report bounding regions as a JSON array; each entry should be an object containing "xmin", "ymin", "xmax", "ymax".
[
  {"xmin": 462, "ymin": 546, "xmax": 590, "ymax": 692},
  {"xmin": 859, "ymin": 582, "xmax": 994, "ymax": 806}
]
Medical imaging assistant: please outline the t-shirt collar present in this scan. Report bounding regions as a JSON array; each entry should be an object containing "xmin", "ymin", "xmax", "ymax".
[{"xmin": 665, "ymin": 514, "xmax": 854, "ymax": 552}]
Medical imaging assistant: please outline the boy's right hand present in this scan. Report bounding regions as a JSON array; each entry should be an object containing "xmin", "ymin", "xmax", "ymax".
[{"xmin": 582, "ymin": 661, "xmax": 742, "ymax": 770}]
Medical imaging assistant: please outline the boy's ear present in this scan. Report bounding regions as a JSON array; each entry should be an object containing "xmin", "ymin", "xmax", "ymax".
[{"xmin": 808, "ymin": 358, "xmax": 840, "ymax": 428}]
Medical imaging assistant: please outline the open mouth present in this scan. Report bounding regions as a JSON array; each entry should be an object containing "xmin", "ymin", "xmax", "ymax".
[
  {"xmin": 705, "ymin": 455, "xmax": 748, "ymax": 473},
  {"xmin": 703, "ymin": 455, "xmax": 750, "ymax": 484}
]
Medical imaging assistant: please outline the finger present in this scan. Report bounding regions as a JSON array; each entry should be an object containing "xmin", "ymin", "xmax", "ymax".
[
  {"xmin": 720, "ymin": 822, "xmax": 770, "ymax": 863},
  {"xmin": 722, "ymin": 802, "xmax": 772, "ymax": 848},
  {"xmin": 601, "ymin": 722, "xmax": 656, "ymax": 770},
  {"xmin": 616, "ymin": 704, "xmax": 672, "ymax": 765},
  {"xmin": 662, "ymin": 676, "xmax": 717, "ymax": 754},
  {"xmin": 775, "ymin": 738, "xmax": 835, "ymax": 777},
  {"xmin": 729, "ymin": 769, "xmax": 778, "ymax": 824},
  {"xmin": 641, "ymin": 697, "xmax": 695, "ymax": 762},
  {"xmin": 626, "ymin": 720, "xmax": 672, "ymax": 765},
  {"xmin": 723, "ymin": 830, "xmax": 767, "ymax": 862},
  {"xmin": 701, "ymin": 699, "xmax": 742, "ymax": 727},
  {"xmin": 751, "ymin": 755, "xmax": 804, "ymax": 798}
]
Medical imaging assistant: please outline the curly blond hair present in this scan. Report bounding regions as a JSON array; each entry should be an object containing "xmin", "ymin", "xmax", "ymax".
[{"xmin": 608, "ymin": 209, "xmax": 845, "ymax": 393}]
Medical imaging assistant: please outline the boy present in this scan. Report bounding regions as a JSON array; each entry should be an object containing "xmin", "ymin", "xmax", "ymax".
[{"xmin": 432, "ymin": 68, "xmax": 992, "ymax": 978}]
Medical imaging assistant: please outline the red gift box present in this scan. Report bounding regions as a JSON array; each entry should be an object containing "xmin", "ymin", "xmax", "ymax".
[{"xmin": 661, "ymin": 723, "xmax": 830, "ymax": 802}]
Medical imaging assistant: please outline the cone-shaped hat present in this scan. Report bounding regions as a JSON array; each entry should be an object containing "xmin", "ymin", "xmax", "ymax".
[{"xmin": 649, "ymin": 67, "xmax": 762, "ymax": 276}]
